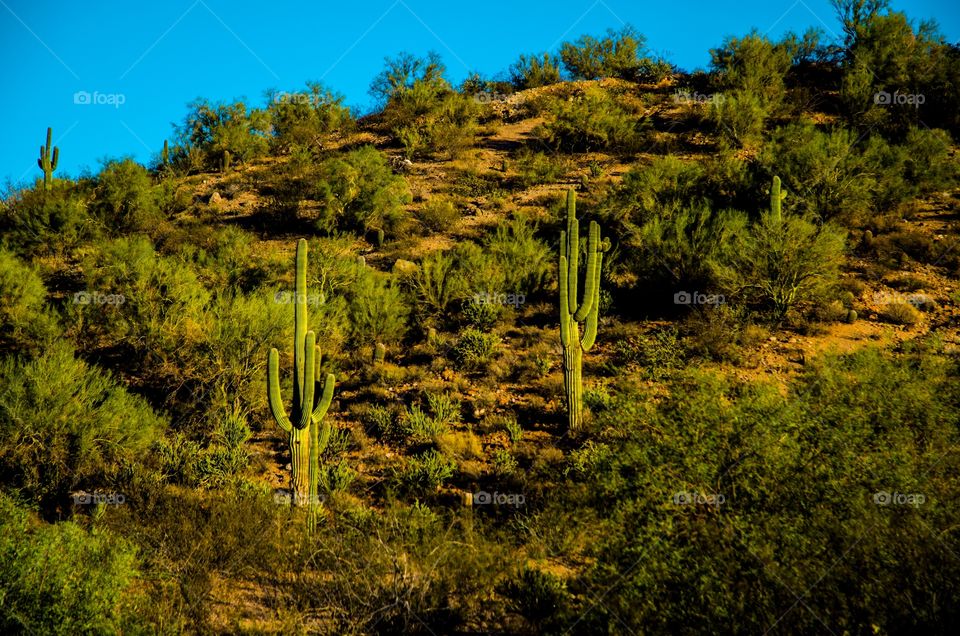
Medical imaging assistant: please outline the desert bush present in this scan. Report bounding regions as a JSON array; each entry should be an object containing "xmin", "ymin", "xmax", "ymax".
[
  {"xmin": 91, "ymin": 158, "xmax": 162, "ymax": 233},
  {"xmin": 509, "ymin": 52, "xmax": 562, "ymax": 89},
  {"xmin": 722, "ymin": 206, "xmax": 845, "ymax": 320},
  {"xmin": 510, "ymin": 149, "xmax": 570, "ymax": 187},
  {"xmin": 176, "ymin": 98, "xmax": 270, "ymax": 168},
  {"xmin": 417, "ymin": 197, "xmax": 459, "ymax": 233},
  {"xmin": 0, "ymin": 249, "xmax": 58, "ymax": 353},
  {"xmin": 600, "ymin": 156, "xmax": 705, "ymax": 227},
  {"xmin": 707, "ymin": 90, "xmax": 769, "ymax": 148},
  {"xmin": 395, "ymin": 449, "xmax": 456, "ymax": 495},
  {"xmin": 502, "ymin": 567, "xmax": 571, "ymax": 630},
  {"xmin": 0, "ymin": 493, "xmax": 145, "ymax": 634},
  {"xmin": 536, "ymin": 87, "xmax": 649, "ymax": 153},
  {"xmin": 560, "ymin": 26, "xmax": 648, "ymax": 80},
  {"xmin": 0, "ymin": 343, "xmax": 166, "ymax": 511},
  {"xmin": 460, "ymin": 295, "xmax": 501, "ymax": 330},
  {"xmin": 313, "ymin": 145, "xmax": 412, "ymax": 235},
  {"xmin": 710, "ymin": 31, "xmax": 792, "ymax": 110},
  {"xmin": 485, "ymin": 217, "xmax": 552, "ymax": 295},
  {"xmin": 266, "ymin": 82, "xmax": 354, "ymax": 152},
  {"xmin": 0, "ymin": 180, "xmax": 94, "ymax": 256},
  {"xmin": 451, "ymin": 328, "xmax": 499, "ymax": 371},
  {"xmin": 881, "ymin": 301, "xmax": 920, "ymax": 325},
  {"xmin": 349, "ymin": 269, "xmax": 409, "ymax": 347}
]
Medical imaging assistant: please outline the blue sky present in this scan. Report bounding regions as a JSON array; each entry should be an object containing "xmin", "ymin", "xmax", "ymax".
[{"xmin": 1, "ymin": 0, "xmax": 957, "ymax": 185}]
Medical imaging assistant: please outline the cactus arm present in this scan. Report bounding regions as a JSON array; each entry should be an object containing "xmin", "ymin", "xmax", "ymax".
[
  {"xmin": 573, "ymin": 221, "xmax": 600, "ymax": 322},
  {"xmin": 771, "ymin": 175, "xmax": 784, "ymax": 220},
  {"xmin": 51, "ymin": 146, "xmax": 59, "ymax": 171},
  {"xmin": 297, "ymin": 332, "xmax": 317, "ymax": 430},
  {"xmin": 559, "ymin": 255, "xmax": 570, "ymax": 347},
  {"xmin": 567, "ymin": 205, "xmax": 579, "ymax": 314},
  {"xmin": 581, "ymin": 250, "xmax": 603, "ymax": 351},
  {"xmin": 312, "ymin": 373, "xmax": 335, "ymax": 421},
  {"xmin": 267, "ymin": 348, "xmax": 292, "ymax": 433}
]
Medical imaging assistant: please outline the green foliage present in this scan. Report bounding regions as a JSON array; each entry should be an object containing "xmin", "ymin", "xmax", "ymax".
[
  {"xmin": 0, "ymin": 249, "xmax": 58, "ymax": 353},
  {"xmin": 510, "ymin": 149, "xmax": 570, "ymax": 187},
  {"xmin": 721, "ymin": 177, "xmax": 846, "ymax": 320},
  {"xmin": 0, "ymin": 180, "xmax": 94, "ymax": 256},
  {"xmin": 410, "ymin": 250, "xmax": 459, "ymax": 317},
  {"xmin": 560, "ymin": 26, "xmax": 648, "ymax": 80},
  {"xmin": 707, "ymin": 89, "xmax": 769, "ymax": 148},
  {"xmin": 177, "ymin": 99, "xmax": 270, "ymax": 168},
  {"xmin": 509, "ymin": 52, "xmax": 562, "ymax": 89},
  {"xmin": 92, "ymin": 158, "xmax": 163, "ymax": 232},
  {"xmin": 0, "ymin": 343, "xmax": 166, "ymax": 509},
  {"xmin": 503, "ymin": 567, "xmax": 570, "ymax": 629},
  {"xmin": 417, "ymin": 197, "xmax": 459, "ymax": 233},
  {"xmin": 881, "ymin": 301, "xmax": 920, "ymax": 325},
  {"xmin": 485, "ymin": 217, "xmax": 552, "ymax": 294},
  {"xmin": 710, "ymin": 31, "xmax": 792, "ymax": 109},
  {"xmin": 267, "ymin": 82, "xmax": 354, "ymax": 152},
  {"xmin": 451, "ymin": 327, "xmax": 499, "ymax": 371},
  {"xmin": 396, "ymin": 449, "xmax": 456, "ymax": 494},
  {"xmin": 0, "ymin": 493, "xmax": 144, "ymax": 634},
  {"xmin": 313, "ymin": 145, "xmax": 412, "ymax": 234},
  {"xmin": 537, "ymin": 87, "xmax": 648, "ymax": 153},
  {"xmin": 349, "ymin": 268, "xmax": 409, "ymax": 346}
]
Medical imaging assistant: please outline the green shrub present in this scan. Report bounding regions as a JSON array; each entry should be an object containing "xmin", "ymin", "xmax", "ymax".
[
  {"xmin": 451, "ymin": 327, "xmax": 499, "ymax": 371},
  {"xmin": 417, "ymin": 197, "xmax": 460, "ymax": 233},
  {"xmin": 537, "ymin": 87, "xmax": 648, "ymax": 153},
  {"xmin": 402, "ymin": 404, "xmax": 448, "ymax": 440},
  {"xmin": 709, "ymin": 31, "xmax": 792, "ymax": 110},
  {"xmin": 313, "ymin": 145, "xmax": 412, "ymax": 234},
  {"xmin": 349, "ymin": 269, "xmax": 409, "ymax": 347},
  {"xmin": 560, "ymin": 26, "xmax": 648, "ymax": 80},
  {"xmin": 503, "ymin": 567, "xmax": 570, "ymax": 629},
  {"xmin": 410, "ymin": 250, "xmax": 460, "ymax": 317},
  {"xmin": 707, "ymin": 90, "xmax": 769, "ymax": 148},
  {"xmin": 509, "ymin": 52, "xmax": 562, "ymax": 89},
  {"xmin": 511, "ymin": 149, "xmax": 570, "ymax": 187},
  {"xmin": 0, "ymin": 249, "xmax": 58, "ymax": 352},
  {"xmin": 176, "ymin": 98, "xmax": 270, "ymax": 168},
  {"xmin": 601, "ymin": 156, "xmax": 706, "ymax": 227},
  {"xmin": 0, "ymin": 493, "xmax": 145, "ymax": 634},
  {"xmin": 92, "ymin": 158, "xmax": 162, "ymax": 232},
  {"xmin": 461, "ymin": 295, "xmax": 501, "ymax": 330},
  {"xmin": 881, "ymin": 301, "xmax": 920, "ymax": 325},
  {"xmin": 0, "ymin": 343, "xmax": 166, "ymax": 509},
  {"xmin": 0, "ymin": 180, "xmax": 94, "ymax": 256},
  {"xmin": 267, "ymin": 82, "xmax": 354, "ymax": 152},
  {"xmin": 485, "ymin": 217, "xmax": 552, "ymax": 295},
  {"xmin": 425, "ymin": 391, "xmax": 461, "ymax": 427},
  {"xmin": 396, "ymin": 449, "xmax": 456, "ymax": 494},
  {"xmin": 319, "ymin": 458, "xmax": 357, "ymax": 495}
]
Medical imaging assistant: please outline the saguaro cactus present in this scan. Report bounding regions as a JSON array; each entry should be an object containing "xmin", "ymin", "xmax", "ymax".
[
  {"xmin": 37, "ymin": 127, "xmax": 59, "ymax": 190},
  {"xmin": 267, "ymin": 239, "xmax": 336, "ymax": 530},
  {"xmin": 558, "ymin": 189, "xmax": 605, "ymax": 431},
  {"xmin": 161, "ymin": 140, "xmax": 170, "ymax": 167},
  {"xmin": 770, "ymin": 175, "xmax": 786, "ymax": 221}
]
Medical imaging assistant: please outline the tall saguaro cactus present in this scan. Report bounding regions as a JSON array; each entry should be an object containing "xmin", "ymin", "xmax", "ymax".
[
  {"xmin": 558, "ymin": 189, "xmax": 605, "ymax": 431},
  {"xmin": 770, "ymin": 175, "xmax": 786, "ymax": 221},
  {"xmin": 267, "ymin": 239, "xmax": 336, "ymax": 530},
  {"xmin": 37, "ymin": 127, "xmax": 59, "ymax": 190}
]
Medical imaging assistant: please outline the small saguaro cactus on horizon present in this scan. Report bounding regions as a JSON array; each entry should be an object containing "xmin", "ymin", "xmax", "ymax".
[
  {"xmin": 558, "ymin": 188, "xmax": 606, "ymax": 431},
  {"xmin": 37, "ymin": 127, "xmax": 59, "ymax": 190},
  {"xmin": 161, "ymin": 140, "xmax": 170, "ymax": 167},
  {"xmin": 267, "ymin": 239, "xmax": 336, "ymax": 531}
]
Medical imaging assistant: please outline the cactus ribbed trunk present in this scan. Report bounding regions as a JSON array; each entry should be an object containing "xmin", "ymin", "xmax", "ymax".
[
  {"xmin": 558, "ymin": 189, "xmax": 605, "ymax": 431},
  {"xmin": 267, "ymin": 239, "xmax": 336, "ymax": 530}
]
